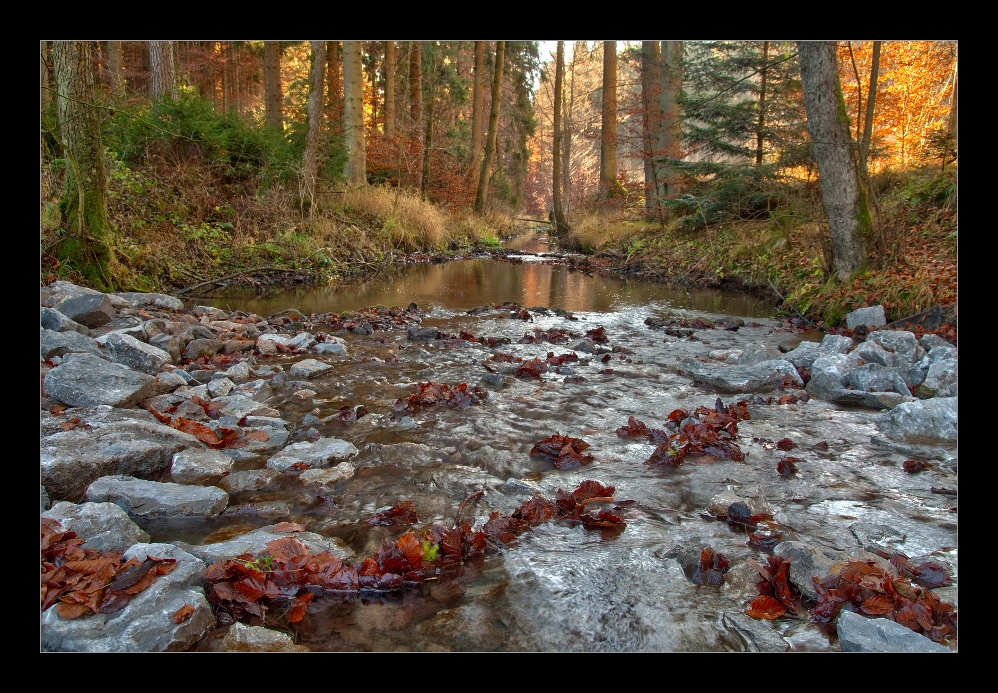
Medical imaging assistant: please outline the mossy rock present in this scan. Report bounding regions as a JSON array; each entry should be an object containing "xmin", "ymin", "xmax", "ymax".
[{"xmin": 42, "ymin": 202, "xmax": 61, "ymax": 231}]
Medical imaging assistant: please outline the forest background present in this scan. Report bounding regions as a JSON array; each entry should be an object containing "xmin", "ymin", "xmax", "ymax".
[{"xmin": 39, "ymin": 40, "xmax": 957, "ymax": 335}]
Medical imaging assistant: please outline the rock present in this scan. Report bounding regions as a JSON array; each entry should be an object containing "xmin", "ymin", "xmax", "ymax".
[
  {"xmin": 52, "ymin": 292, "xmax": 116, "ymax": 328},
  {"xmin": 876, "ymin": 397, "xmax": 958, "ymax": 445},
  {"xmin": 218, "ymin": 622, "xmax": 310, "ymax": 652},
  {"xmin": 43, "ymin": 353, "xmax": 159, "ymax": 408},
  {"xmin": 171, "ymin": 448, "xmax": 234, "ymax": 485},
  {"xmin": 114, "ymin": 292, "xmax": 185, "ymax": 311},
  {"xmin": 288, "ymin": 358, "xmax": 334, "ymax": 379},
  {"xmin": 407, "ymin": 326, "xmax": 439, "ymax": 341},
  {"xmin": 915, "ymin": 359, "xmax": 958, "ymax": 398},
  {"xmin": 836, "ymin": 610, "xmax": 952, "ymax": 652},
  {"xmin": 97, "ymin": 332, "xmax": 173, "ymax": 374},
  {"xmin": 184, "ymin": 338, "xmax": 224, "ymax": 360},
  {"xmin": 84, "ymin": 475, "xmax": 229, "ymax": 518},
  {"xmin": 218, "ymin": 469, "xmax": 280, "ymax": 493},
  {"xmin": 315, "ymin": 342, "xmax": 347, "ymax": 356},
  {"xmin": 679, "ymin": 358, "xmax": 803, "ymax": 393},
  {"xmin": 298, "ymin": 463, "xmax": 356, "ymax": 489},
  {"xmin": 722, "ymin": 611, "xmax": 789, "ymax": 652},
  {"xmin": 175, "ymin": 524, "xmax": 354, "ymax": 565},
  {"xmin": 40, "ymin": 328, "xmax": 102, "ymax": 361},
  {"xmin": 266, "ymin": 437, "xmax": 359, "ymax": 471},
  {"xmin": 41, "ymin": 307, "xmax": 90, "ymax": 335},
  {"xmin": 40, "ymin": 543, "xmax": 215, "ymax": 652},
  {"xmin": 845, "ymin": 305, "xmax": 886, "ymax": 330},
  {"xmin": 867, "ymin": 329, "xmax": 920, "ymax": 363},
  {"xmin": 42, "ymin": 501, "xmax": 150, "ymax": 552},
  {"xmin": 737, "ymin": 342, "xmax": 783, "ymax": 366}
]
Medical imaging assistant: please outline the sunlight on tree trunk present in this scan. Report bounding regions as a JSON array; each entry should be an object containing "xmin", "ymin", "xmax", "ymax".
[
  {"xmin": 149, "ymin": 41, "xmax": 177, "ymax": 103},
  {"xmin": 598, "ymin": 41, "xmax": 618, "ymax": 201},
  {"xmin": 264, "ymin": 41, "xmax": 283, "ymax": 130},
  {"xmin": 798, "ymin": 40, "xmax": 871, "ymax": 282},
  {"xmin": 475, "ymin": 41, "xmax": 504, "ymax": 214},
  {"xmin": 302, "ymin": 41, "xmax": 326, "ymax": 214},
  {"xmin": 384, "ymin": 41, "xmax": 396, "ymax": 138},
  {"xmin": 343, "ymin": 41, "xmax": 367, "ymax": 188}
]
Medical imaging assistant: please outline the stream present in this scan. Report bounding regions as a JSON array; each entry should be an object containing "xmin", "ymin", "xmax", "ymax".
[{"xmin": 170, "ymin": 232, "xmax": 957, "ymax": 652}]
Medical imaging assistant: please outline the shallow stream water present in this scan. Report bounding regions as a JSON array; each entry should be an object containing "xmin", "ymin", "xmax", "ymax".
[{"xmin": 176, "ymin": 232, "xmax": 957, "ymax": 652}]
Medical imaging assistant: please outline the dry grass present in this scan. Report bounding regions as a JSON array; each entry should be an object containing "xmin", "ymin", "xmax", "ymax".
[
  {"xmin": 341, "ymin": 185, "xmax": 446, "ymax": 253},
  {"xmin": 565, "ymin": 212, "xmax": 654, "ymax": 253}
]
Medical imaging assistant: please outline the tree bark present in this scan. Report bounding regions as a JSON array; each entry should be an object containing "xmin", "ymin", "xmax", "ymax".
[
  {"xmin": 598, "ymin": 41, "xmax": 618, "ymax": 201},
  {"xmin": 326, "ymin": 41, "xmax": 343, "ymax": 134},
  {"xmin": 107, "ymin": 40, "xmax": 123, "ymax": 92},
  {"xmin": 421, "ymin": 43, "xmax": 438, "ymax": 198},
  {"xmin": 149, "ymin": 40, "xmax": 177, "ymax": 102},
  {"xmin": 755, "ymin": 40, "xmax": 769, "ymax": 173},
  {"xmin": 659, "ymin": 40, "xmax": 682, "ymax": 198},
  {"xmin": 474, "ymin": 41, "xmax": 505, "ymax": 214},
  {"xmin": 302, "ymin": 41, "xmax": 326, "ymax": 212},
  {"xmin": 860, "ymin": 41, "xmax": 881, "ymax": 175},
  {"xmin": 343, "ymin": 41, "xmax": 367, "ymax": 188},
  {"xmin": 640, "ymin": 42, "xmax": 663, "ymax": 221},
  {"xmin": 264, "ymin": 41, "xmax": 283, "ymax": 130},
  {"xmin": 551, "ymin": 41, "xmax": 569, "ymax": 233},
  {"xmin": 384, "ymin": 41, "xmax": 396, "ymax": 137},
  {"xmin": 798, "ymin": 40, "xmax": 872, "ymax": 282},
  {"xmin": 469, "ymin": 41, "xmax": 485, "ymax": 183},
  {"xmin": 53, "ymin": 40, "xmax": 117, "ymax": 288},
  {"xmin": 409, "ymin": 42, "xmax": 423, "ymax": 190}
]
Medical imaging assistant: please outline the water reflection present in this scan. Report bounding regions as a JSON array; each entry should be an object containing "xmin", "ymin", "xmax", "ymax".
[{"xmin": 196, "ymin": 259, "xmax": 776, "ymax": 319}]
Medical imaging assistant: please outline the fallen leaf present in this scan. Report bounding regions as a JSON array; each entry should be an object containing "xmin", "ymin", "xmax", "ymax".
[{"xmin": 171, "ymin": 604, "xmax": 195, "ymax": 624}]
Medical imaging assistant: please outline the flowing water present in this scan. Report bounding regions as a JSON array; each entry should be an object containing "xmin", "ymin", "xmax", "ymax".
[{"xmin": 175, "ymin": 232, "xmax": 957, "ymax": 652}]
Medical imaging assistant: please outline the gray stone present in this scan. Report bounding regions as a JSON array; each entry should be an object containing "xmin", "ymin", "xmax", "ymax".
[
  {"xmin": 502, "ymin": 478, "xmax": 543, "ymax": 496},
  {"xmin": 41, "ymin": 485, "xmax": 50, "ymax": 512},
  {"xmin": 868, "ymin": 329, "xmax": 920, "ymax": 363},
  {"xmin": 218, "ymin": 622, "xmax": 309, "ymax": 652},
  {"xmin": 192, "ymin": 305, "xmax": 229, "ymax": 320},
  {"xmin": 876, "ymin": 397, "xmax": 958, "ymax": 445},
  {"xmin": 679, "ymin": 357, "xmax": 803, "ymax": 393},
  {"xmin": 148, "ymin": 333, "xmax": 183, "ymax": 362},
  {"xmin": 736, "ymin": 342, "xmax": 782, "ymax": 366},
  {"xmin": 289, "ymin": 332, "xmax": 317, "ymax": 351},
  {"xmin": 174, "ymin": 524, "xmax": 354, "ymax": 565},
  {"xmin": 266, "ymin": 437, "xmax": 359, "ymax": 471},
  {"xmin": 97, "ymin": 332, "xmax": 173, "ymax": 374},
  {"xmin": 845, "ymin": 305, "xmax": 887, "ymax": 330},
  {"xmin": 298, "ymin": 463, "xmax": 356, "ymax": 489},
  {"xmin": 722, "ymin": 611, "xmax": 789, "ymax": 652},
  {"xmin": 53, "ymin": 292, "xmax": 115, "ymax": 328},
  {"xmin": 209, "ymin": 393, "xmax": 279, "ymax": 418},
  {"xmin": 113, "ymin": 292, "xmax": 185, "ymax": 311},
  {"xmin": 40, "ymin": 328, "xmax": 102, "ymax": 361},
  {"xmin": 480, "ymin": 372, "xmax": 507, "ymax": 389},
  {"xmin": 85, "ymin": 475, "xmax": 229, "ymax": 518},
  {"xmin": 171, "ymin": 448, "xmax": 234, "ymax": 485},
  {"xmin": 40, "ymin": 543, "xmax": 214, "ymax": 652},
  {"xmin": 43, "ymin": 353, "xmax": 159, "ymax": 409},
  {"xmin": 408, "ymin": 326, "xmax": 439, "ymax": 341},
  {"xmin": 207, "ymin": 377, "xmax": 236, "ymax": 397},
  {"xmin": 315, "ymin": 342, "xmax": 347, "ymax": 356},
  {"xmin": 915, "ymin": 359, "xmax": 958, "ymax": 398},
  {"xmin": 184, "ymin": 338, "xmax": 224, "ymax": 361},
  {"xmin": 218, "ymin": 468, "xmax": 280, "ymax": 493},
  {"xmin": 921, "ymin": 333, "xmax": 950, "ymax": 351},
  {"xmin": 844, "ymin": 363, "xmax": 912, "ymax": 395},
  {"xmin": 41, "ymin": 307, "xmax": 90, "ymax": 335},
  {"xmin": 836, "ymin": 610, "xmax": 952, "ymax": 652},
  {"xmin": 288, "ymin": 358, "xmax": 335, "ymax": 379},
  {"xmin": 42, "ymin": 501, "xmax": 150, "ymax": 552}
]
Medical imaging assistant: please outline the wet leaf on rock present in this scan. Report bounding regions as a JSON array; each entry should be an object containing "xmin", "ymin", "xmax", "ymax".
[
  {"xmin": 903, "ymin": 460, "xmax": 931, "ymax": 474},
  {"xmin": 777, "ymin": 457, "xmax": 801, "ymax": 477}
]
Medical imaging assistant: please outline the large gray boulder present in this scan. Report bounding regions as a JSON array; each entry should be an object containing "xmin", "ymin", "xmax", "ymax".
[
  {"xmin": 43, "ymin": 353, "xmax": 160, "ymax": 408},
  {"xmin": 97, "ymin": 332, "xmax": 174, "ymax": 374},
  {"xmin": 40, "ymin": 543, "xmax": 215, "ymax": 652},
  {"xmin": 40, "ymin": 307, "xmax": 90, "ymax": 335},
  {"xmin": 678, "ymin": 358, "xmax": 803, "ymax": 393},
  {"xmin": 170, "ymin": 448, "xmax": 234, "ymax": 485},
  {"xmin": 845, "ymin": 305, "xmax": 886, "ymax": 330},
  {"xmin": 41, "ymin": 411, "xmax": 202, "ymax": 502},
  {"xmin": 41, "ymin": 501, "xmax": 150, "ymax": 552},
  {"xmin": 40, "ymin": 328, "xmax": 102, "ymax": 361},
  {"xmin": 114, "ymin": 292, "xmax": 185, "ymax": 311},
  {"xmin": 51, "ymin": 292, "xmax": 116, "ymax": 328},
  {"xmin": 265, "ymin": 437, "xmax": 359, "ymax": 471},
  {"xmin": 84, "ymin": 475, "xmax": 228, "ymax": 518},
  {"xmin": 876, "ymin": 397, "xmax": 958, "ymax": 444},
  {"xmin": 836, "ymin": 610, "xmax": 952, "ymax": 653},
  {"xmin": 915, "ymin": 359, "xmax": 958, "ymax": 398}
]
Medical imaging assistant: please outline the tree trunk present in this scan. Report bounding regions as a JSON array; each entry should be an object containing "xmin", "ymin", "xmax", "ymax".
[
  {"xmin": 107, "ymin": 40, "xmax": 123, "ymax": 92},
  {"xmin": 41, "ymin": 41, "xmax": 52, "ymax": 114},
  {"xmin": 421, "ymin": 43, "xmax": 438, "ymax": 198},
  {"xmin": 640, "ymin": 41, "xmax": 663, "ymax": 221},
  {"xmin": 326, "ymin": 41, "xmax": 343, "ymax": 134},
  {"xmin": 798, "ymin": 40, "xmax": 872, "ymax": 282},
  {"xmin": 302, "ymin": 41, "xmax": 326, "ymax": 213},
  {"xmin": 598, "ymin": 41, "xmax": 618, "ymax": 201},
  {"xmin": 409, "ymin": 42, "xmax": 423, "ymax": 190},
  {"xmin": 53, "ymin": 40, "xmax": 117, "ymax": 289},
  {"xmin": 149, "ymin": 40, "xmax": 177, "ymax": 102},
  {"xmin": 860, "ymin": 41, "xmax": 881, "ymax": 176},
  {"xmin": 263, "ymin": 41, "xmax": 283, "ymax": 130},
  {"xmin": 659, "ymin": 40, "xmax": 682, "ymax": 198},
  {"xmin": 384, "ymin": 41, "xmax": 396, "ymax": 137},
  {"xmin": 343, "ymin": 41, "xmax": 367, "ymax": 188},
  {"xmin": 551, "ymin": 41, "xmax": 569, "ymax": 234},
  {"xmin": 755, "ymin": 40, "xmax": 769, "ymax": 173},
  {"xmin": 469, "ymin": 41, "xmax": 485, "ymax": 182},
  {"xmin": 474, "ymin": 41, "xmax": 505, "ymax": 214}
]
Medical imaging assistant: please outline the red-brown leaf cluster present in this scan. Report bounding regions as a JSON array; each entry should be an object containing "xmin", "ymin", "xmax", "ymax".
[
  {"xmin": 645, "ymin": 398, "xmax": 751, "ymax": 467},
  {"xmin": 691, "ymin": 546, "xmax": 731, "ymax": 586},
  {"xmin": 514, "ymin": 358, "xmax": 548, "ymax": 379},
  {"xmin": 811, "ymin": 560, "xmax": 957, "ymax": 644},
  {"xmin": 367, "ymin": 500, "xmax": 418, "ymax": 526},
  {"xmin": 205, "ymin": 480, "xmax": 625, "ymax": 625},
  {"xmin": 746, "ymin": 555, "xmax": 807, "ymax": 619},
  {"xmin": 520, "ymin": 328, "xmax": 578, "ymax": 345},
  {"xmin": 530, "ymin": 434, "xmax": 594, "ymax": 469},
  {"xmin": 41, "ymin": 517, "xmax": 177, "ymax": 620},
  {"xmin": 903, "ymin": 459, "xmax": 931, "ymax": 474},
  {"xmin": 392, "ymin": 381, "xmax": 488, "ymax": 418},
  {"xmin": 777, "ymin": 457, "xmax": 801, "ymax": 477}
]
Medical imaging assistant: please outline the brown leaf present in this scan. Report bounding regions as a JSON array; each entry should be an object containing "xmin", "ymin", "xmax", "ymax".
[
  {"xmin": 59, "ymin": 417, "xmax": 82, "ymax": 431},
  {"xmin": 171, "ymin": 604, "xmax": 195, "ymax": 624},
  {"xmin": 745, "ymin": 595, "xmax": 787, "ymax": 619},
  {"xmin": 274, "ymin": 522, "xmax": 306, "ymax": 533},
  {"xmin": 245, "ymin": 430, "xmax": 270, "ymax": 441}
]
